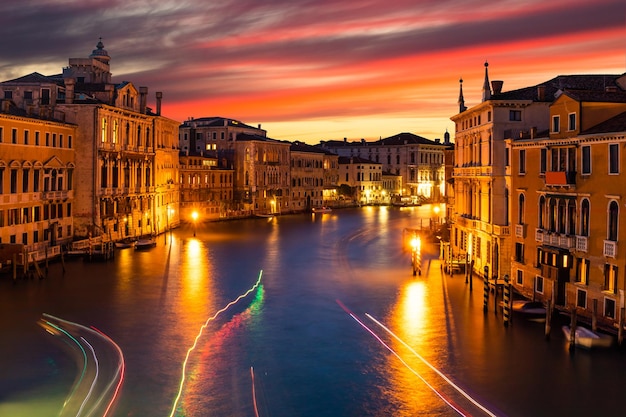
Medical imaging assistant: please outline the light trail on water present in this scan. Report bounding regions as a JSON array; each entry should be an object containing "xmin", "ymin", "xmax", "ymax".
[
  {"xmin": 168, "ymin": 270, "xmax": 264, "ymax": 417},
  {"xmin": 336, "ymin": 299, "xmax": 469, "ymax": 416},
  {"xmin": 365, "ymin": 313, "xmax": 500, "ymax": 417},
  {"xmin": 251, "ymin": 366, "xmax": 260, "ymax": 417}
]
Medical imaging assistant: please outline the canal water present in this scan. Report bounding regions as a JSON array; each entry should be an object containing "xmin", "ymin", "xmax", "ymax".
[{"xmin": 2, "ymin": 206, "xmax": 626, "ymax": 417}]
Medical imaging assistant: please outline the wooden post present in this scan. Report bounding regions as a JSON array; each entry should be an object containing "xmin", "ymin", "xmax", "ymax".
[
  {"xmin": 45, "ymin": 246, "xmax": 49, "ymax": 276},
  {"xmin": 503, "ymin": 274, "xmax": 510, "ymax": 327},
  {"xmin": 545, "ymin": 302, "xmax": 552, "ymax": 339},
  {"xmin": 469, "ymin": 260, "xmax": 474, "ymax": 291},
  {"xmin": 569, "ymin": 308, "xmax": 577, "ymax": 353},
  {"xmin": 619, "ymin": 307, "xmax": 625, "ymax": 347},
  {"xmin": 12, "ymin": 253, "xmax": 17, "ymax": 281},
  {"xmin": 60, "ymin": 250, "xmax": 66, "ymax": 273},
  {"xmin": 483, "ymin": 266, "xmax": 489, "ymax": 313},
  {"xmin": 592, "ymin": 299, "xmax": 598, "ymax": 332},
  {"xmin": 493, "ymin": 274, "xmax": 498, "ymax": 315}
]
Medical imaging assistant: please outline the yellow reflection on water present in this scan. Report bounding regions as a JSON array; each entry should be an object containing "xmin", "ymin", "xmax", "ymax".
[{"xmin": 384, "ymin": 280, "xmax": 448, "ymax": 415}]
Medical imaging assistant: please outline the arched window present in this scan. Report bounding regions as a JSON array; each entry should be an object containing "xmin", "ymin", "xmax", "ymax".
[
  {"xmin": 567, "ymin": 200, "xmax": 576, "ymax": 235},
  {"xmin": 608, "ymin": 200, "xmax": 619, "ymax": 241},
  {"xmin": 581, "ymin": 199, "xmax": 590, "ymax": 236},
  {"xmin": 549, "ymin": 198, "xmax": 557, "ymax": 232},
  {"xmin": 558, "ymin": 200, "xmax": 566, "ymax": 234},
  {"xmin": 101, "ymin": 118, "xmax": 107, "ymax": 142},
  {"xmin": 518, "ymin": 193, "xmax": 525, "ymax": 224},
  {"xmin": 538, "ymin": 196, "xmax": 546, "ymax": 229}
]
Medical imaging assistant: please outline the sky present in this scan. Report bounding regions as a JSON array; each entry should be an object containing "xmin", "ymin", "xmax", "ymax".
[{"xmin": 0, "ymin": 0, "xmax": 624, "ymax": 144}]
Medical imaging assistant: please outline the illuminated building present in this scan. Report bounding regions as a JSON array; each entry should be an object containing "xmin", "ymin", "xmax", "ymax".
[
  {"xmin": 179, "ymin": 152, "xmax": 234, "ymax": 221},
  {"xmin": 338, "ymin": 156, "xmax": 383, "ymax": 205},
  {"xmin": 0, "ymin": 40, "xmax": 180, "ymax": 240},
  {"xmin": 318, "ymin": 132, "xmax": 447, "ymax": 202},
  {"xmin": 290, "ymin": 141, "xmax": 329, "ymax": 211},
  {"xmin": 0, "ymin": 102, "xmax": 76, "ymax": 253},
  {"xmin": 509, "ymin": 76, "xmax": 626, "ymax": 328}
]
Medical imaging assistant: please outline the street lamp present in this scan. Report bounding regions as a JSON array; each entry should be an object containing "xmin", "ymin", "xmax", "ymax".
[
  {"xmin": 410, "ymin": 234, "xmax": 421, "ymax": 276},
  {"xmin": 191, "ymin": 211, "xmax": 198, "ymax": 237}
]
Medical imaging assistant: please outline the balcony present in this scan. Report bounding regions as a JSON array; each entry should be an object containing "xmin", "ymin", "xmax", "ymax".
[
  {"xmin": 537, "ymin": 229, "xmax": 576, "ymax": 250},
  {"xmin": 42, "ymin": 190, "xmax": 71, "ymax": 200},
  {"xmin": 604, "ymin": 240, "xmax": 617, "ymax": 258},
  {"xmin": 492, "ymin": 224, "xmax": 510, "ymax": 236},
  {"xmin": 515, "ymin": 224, "xmax": 526, "ymax": 238},
  {"xmin": 544, "ymin": 171, "xmax": 576, "ymax": 187},
  {"xmin": 576, "ymin": 236, "xmax": 588, "ymax": 252}
]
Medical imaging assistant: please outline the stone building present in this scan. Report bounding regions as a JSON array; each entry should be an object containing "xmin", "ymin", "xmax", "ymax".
[
  {"xmin": 0, "ymin": 40, "xmax": 180, "ymax": 240},
  {"xmin": 179, "ymin": 152, "xmax": 234, "ymax": 221},
  {"xmin": 290, "ymin": 141, "xmax": 327, "ymax": 211},
  {"xmin": 338, "ymin": 156, "xmax": 383, "ymax": 204},
  {"xmin": 319, "ymin": 132, "xmax": 447, "ymax": 201},
  {"xmin": 0, "ymin": 102, "xmax": 76, "ymax": 253},
  {"xmin": 509, "ymin": 75, "xmax": 626, "ymax": 330}
]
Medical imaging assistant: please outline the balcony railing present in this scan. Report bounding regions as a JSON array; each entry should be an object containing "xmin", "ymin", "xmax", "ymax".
[
  {"xmin": 576, "ymin": 236, "xmax": 588, "ymax": 252},
  {"xmin": 604, "ymin": 240, "xmax": 617, "ymax": 258},
  {"xmin": 515, "ymin": 224, "xmax": 526, "ymax": 238}
]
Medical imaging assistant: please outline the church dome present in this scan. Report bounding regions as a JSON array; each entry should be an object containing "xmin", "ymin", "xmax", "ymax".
[{"xmin": 90, "ymin": 38, "xmax": 110, "ymax": 63}]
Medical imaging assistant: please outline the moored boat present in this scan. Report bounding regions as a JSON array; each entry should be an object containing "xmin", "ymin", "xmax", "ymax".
[
  {"xmin": 312, "ymin": 206, "xmax": 332, "ymax": 213},
  {"xmin": 562, "ymin": 325, "xmax": 613, "ymax": 349},
  {"xmin": 115, "ymin": 239, "xmax": 135, "ymax": 249},
  {"xmin": 134, "ymin": 238, "xmax": 156, "ymax": 250},
  {"xmin": 511, "ymin": 300, "xmax": 546, "ymax": 316}
]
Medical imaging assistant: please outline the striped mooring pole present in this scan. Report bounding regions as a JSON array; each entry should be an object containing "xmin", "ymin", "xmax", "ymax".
[
  {"xmin": 483, "ymin": 266, "xmax": 489, "ymax": 313},
  {"xmin": 503, "ymin": 274, "xmax": 510, "ymax": 326}
]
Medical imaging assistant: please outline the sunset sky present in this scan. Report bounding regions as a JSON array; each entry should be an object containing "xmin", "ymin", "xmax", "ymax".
[{"xmin": 0, "ymin": 0, "xmax": 624, "ymax": 143}]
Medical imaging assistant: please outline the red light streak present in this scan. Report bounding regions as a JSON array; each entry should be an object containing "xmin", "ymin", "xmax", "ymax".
[
  {"xmin": 251, "ymin": 366, "xmax": 260, "ymax": 417},
  {"xmin": 91, "ymin": 326, "xmax": 126, "ymax": 417}
]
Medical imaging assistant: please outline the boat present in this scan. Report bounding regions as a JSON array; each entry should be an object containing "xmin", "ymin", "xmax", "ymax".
[
  {"xmin": 255, "ymin": 213, "xmax": 274, "ymax": 219},
  {"xmin": 115, "ymin": 239, "xmax": 135, "ymax": 249},
  {"xmin": 312, "ymin": 206, "xmax": 332, "ymax": 213},
  {"xmin": 134, "ymin": 238, "xmax": 156, "ymax": 250},
  {"xmin": 561, "ymin": 325, "xmax": 614, "ymax": 349},
  {"xmin": 511, "ymin": 300, "xmax": 546, "ymax": 316}
]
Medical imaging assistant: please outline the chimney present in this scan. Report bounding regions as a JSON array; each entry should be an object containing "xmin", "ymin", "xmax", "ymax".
[
  {"xmin": 537, "ymin": 85, "xmax": 546, "ymax": 101},
  {"xmin": 491, "ymin": 80, "xmax": 503, "ymax": 95},
  {"xmin": 435, "ymin": 138, "xmax": 440, "ymax": 143},
  {"xmin": 139, "ymin": 87, "xmax": 148, "ymax": 113},
  {"xmin": 344, "ymin": 137, "xmax": 347, "ymax": 142},
  {"xmin": 531, "ymin": 127, "xmax": 537, "ymax": 139},
  {"xmin": 1, "ymin": 100, "xmax": 9, "ymax": 112},
  {"xmin": 65, "ymin": 78, "xmax": 75, "ymax": 104},
  {"xmin": 258, "ymin": 124, "xmax": 261, "ymax": 129},
  {"xmin": 155, "ymin": 92, "xmax": 162, "ymax": 115}
]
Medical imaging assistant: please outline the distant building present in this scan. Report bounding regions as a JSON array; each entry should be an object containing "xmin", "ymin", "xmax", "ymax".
[
  {"xmin": 319, "ymin": 132, "xmax": 447, "ymax": 201},
  {"xmin": 338, "ymin": 156, "xmax": 383, "ymax": 204},
  {"xmin": 290, "ymin": 141, "xmax": 327, "ymax": 211},
  {"xmin": 509, "ymin": 77, "xmax": 626, "ymax": 329},
  {"xmin": 230, "ymin": 132, "xmax": 291, "ymax": 215},
  {"xmin": 179, "ymin": 152, "xmax": 234, "ymax": 221},
  {"xmin": 0, "ymin": 40, "xmax": 180, "ymax": 240},
  {"xmin": 0, "ymin": 102, "xmax": 76, "ymax": 251}
]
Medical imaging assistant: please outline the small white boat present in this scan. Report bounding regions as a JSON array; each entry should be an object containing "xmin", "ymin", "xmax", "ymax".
[
  {"xmin": 115, "ymin": 239, "xmax": 135, "ymax": 249},
  {"xmin": 134, "ymin": 238, "xmax": 156, "ymax": 250},
  {"xmin": 562, "ymin": 325, "xmax": 613, "ymax": 349},
  {"xmin": 312, "ymin": 206, "xmax": 332, "ymax": 213},
  {"xmin": 511, "ymin": 300, "xmax": 546, "ymax": 316}
]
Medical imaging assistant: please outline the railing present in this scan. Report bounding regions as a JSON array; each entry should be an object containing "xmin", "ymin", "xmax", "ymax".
[
  {"xmin": 493, "ymin": 224, "xmax": 510, "ymax": 236},
  {"xmin": 544, "ymin": 170, "xmax": 576, "ymax": 186},
  {"xmin": 604, "ymin": 240, "xmax": 617, "ymax": 258},
  {"xmin": 515, "ymin": 224, "xmax": 526, "ymax": 238},
  {"xmin": 576, "ymin": 236, "xmax": 588, "ymax": 252},
  {"xmin": 42, "ymin": 190, "xmax": 71, "ymax": 200}
]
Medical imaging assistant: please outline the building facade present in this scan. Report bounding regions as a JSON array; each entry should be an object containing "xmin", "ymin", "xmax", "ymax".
[
  {"xmin": 338, "ymin": 156, "xmax": 383, "ymax": 204},
  {"xmin": 0, "ymin": 40, "xmax": 181, "ymax": 240},
  {"xmin": 290, "ymin": 141, "xmax": 327, "ymax": 211},
  {"xmin": 0, "ymin": 104, "xmax": 76, "ymax": 253},
  {"xmin": 510, "ymin": 77, "xmax": 626, "ymax": 330}
]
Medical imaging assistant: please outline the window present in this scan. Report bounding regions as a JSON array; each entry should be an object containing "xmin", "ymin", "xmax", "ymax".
[
  {"xmin": 0, "ymin": 127, "xmax": 3, "ymax": 142},
  {"xmin": 24, "ymin": 130, "xmax": 29, "ymax": 145},
  {"xmin": 604, "ymin": 264, "xmax": 618, "ymax": 293},
  {"xmin": 605, "ymin": 298, "xmax": 616, "ymax": 319},
  {"xmin": 535, "ymin": 276, "xmax": 544, "ymax": 294},
  {"xmin": 608, "ymin": 201, "xmax": 618, "ymax": 241},
  {"xmin": 515, "ymin": 242, "xmax": 524, "ymax": 263},
  {"xmin": 509, "ymin": 110, "xmax": 521, "ymax": 121},
  {"xmin": 22, "ymin": 170, "xmax": 29, "ymax": 192},
  {"xmin": 519, "ymin": 149, "xmax": 526, "ymax": 174},
  {"xmin": 540, "ymin": 148, "xmax": 547, "ymax": 173},
  {"xmin": 581, "ymin": 199, "xmax": 590, "ymax": 236},
  {"xmin": 609, "ymin": 143, "xmax": 619, "ymax": 174},
  {"xmin": 577, "ymin": 289, "xmax": 587, "ymax": 308},
  {"xmin": 518, "ymin": 194, "xmax": 525, "ymax": 224},
  {"xmin": 552, "ymin": 115, "xmax": 560, "ymax": 133},
  {"xmin": 568, "ymin": 113, "xmax": 577, "ymax": 131},
  {"xmin": 35, "ymin": 131, "xmax": 40, "ymax": 146},
  {"xmin": 10, "ymin": 170, "xmax": 17, "ymax": 193},
  {"xmin": 4, "ymin": 90, "xmax": 12, "ymax": 99},
  {"xmin": 576, "ymin": 258, "xmax": 589, "ymax": 285},
  {"xmin": 516, "ymin": 269, "xmax": 523, "ymax": 285},
  {"xmin": 12, "ymin": 128, "xmax": 17, "ymax": 144},
  {"xmin": 41, "ymin": 88, "xmax": 50, "ymax": 105},
  {"xmin": 539, "ymin": 196, "xmax": 546, "ymax": 228},
  {"xmin": 581, "ymin": 145, "xmax": 591, "ymax": 174},
  {"xmin": 24, "ymin": 91, "xmax": 33, "ymax": 100}
]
